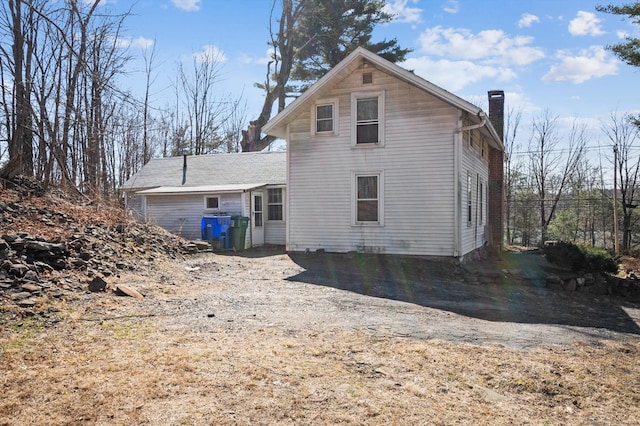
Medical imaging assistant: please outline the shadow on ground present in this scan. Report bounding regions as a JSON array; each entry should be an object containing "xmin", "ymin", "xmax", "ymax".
[
  {"xmin": 216, "ymin": 245, "xmax": 288, "ymax": 259},
  {"xmin": 287, "ymin": 250, "xmax": 640, "ymax": 336}
]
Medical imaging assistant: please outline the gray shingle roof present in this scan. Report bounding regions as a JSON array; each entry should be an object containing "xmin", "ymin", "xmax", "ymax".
[{"xmin": 120, "ymin": 151, "xmax": 286, "ymax": 191}]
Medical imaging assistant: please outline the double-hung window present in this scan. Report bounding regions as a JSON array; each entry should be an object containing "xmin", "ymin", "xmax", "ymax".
[
  {"xmin": 353, "ymin": 172, "xmax": 384, "ymax": 225},
  {"xmin": 267, "ymin": 188, "xmax": 283, "ymax": 221},
  {"xmin": 351, "ymin": 91, "xmax": 384, "ymax": 147},
  {"xmin": 312, "ymin": 98, "xmax": 338, "ymax": 136},
  {"xmin": 479, "ymin": 178, "xmax": 484, "ymax": 223},
  {"xmin": 356, "ymin": 98, "xmax": 378, "ymax": 143},
  {"xmin": 467, "ymin": 173, "xmax": 472, "ymax": 225}
]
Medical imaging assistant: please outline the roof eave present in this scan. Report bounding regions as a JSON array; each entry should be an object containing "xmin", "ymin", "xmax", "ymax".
[
  {"xmin": 263, "ymin": 47, "xmax": 505, "ymax": 152},
  {"xmin": 263, "ymin": 47, "xmax": 370, "ymax": 137}
]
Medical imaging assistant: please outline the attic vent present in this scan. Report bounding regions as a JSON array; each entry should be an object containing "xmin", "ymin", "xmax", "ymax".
[{"xmin": 362, "ymin": 72, "xmax": 373, "ymax": 84}]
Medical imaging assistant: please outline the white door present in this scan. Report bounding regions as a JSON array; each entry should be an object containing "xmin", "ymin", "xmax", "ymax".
[{"xmin": 252, "ymin": 192, "xmax": 264, "ymax": 246}]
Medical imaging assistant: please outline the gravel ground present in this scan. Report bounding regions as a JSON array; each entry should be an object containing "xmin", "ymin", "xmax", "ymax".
[
  {"xmin": 4, "ymin": 248, "xmax": 640, "ymax": 425},
  {"xmin": 96, "ymin": 248, "xmax": 640, "ymax": 350}
]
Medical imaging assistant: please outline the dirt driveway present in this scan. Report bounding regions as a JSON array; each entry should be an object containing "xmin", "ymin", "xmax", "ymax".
[
  {"xmin": 5, "ymin": 248, "xmax": 640, "ymax": 425},
  {"xmin": 109, "ymin": 248, "xmax": 640, "ymax": 350}
]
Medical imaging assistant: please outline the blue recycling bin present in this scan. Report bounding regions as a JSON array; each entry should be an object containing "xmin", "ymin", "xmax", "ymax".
[{"xmin": 201, "ymin": 215, "xmax": 231, "ymax": 249}]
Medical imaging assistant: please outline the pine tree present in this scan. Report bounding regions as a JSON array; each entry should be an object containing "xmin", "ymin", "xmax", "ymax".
[
  {"xmin": 290, "ymin": 0, "xmax": 411, "ymax": 93},
  {"xmin": 241, "ymin": 0, "xmax": 411, "ymax": 152},
  {"xmin": 597, "ymin": 2, "xmax": 640, "ymax": 67}
]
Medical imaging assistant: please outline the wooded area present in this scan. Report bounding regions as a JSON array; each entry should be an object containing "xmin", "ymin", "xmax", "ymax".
[{"xmin": 0, "ymin": 0, "xmax": 639, "ymax": 253}]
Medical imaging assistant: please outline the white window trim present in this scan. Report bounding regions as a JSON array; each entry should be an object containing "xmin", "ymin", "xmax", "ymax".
[
  {"xmin": 351, "ymin": 170, "xmax": 384, "ymax": 226},
  {"xmin": 267, "ymin": 187, "xmax": 284, "ymax": 222},
  {"xmin": 351, "ymin": 90, "xmax": 385, "ymax": 148},
  {"xmin": 479, "ymin": 178, "xmax": 484, "ymax": 224},
  {"xmin": 467, "ymin": 173, "xmax": 472, "ymax": 226},
  {"xmin": 204, "ymin": 195, "xmax": 220, "ymax": 211},
  {"xmin": 311, "ymin": 98, "xmax": 339, "ymax": 136}
]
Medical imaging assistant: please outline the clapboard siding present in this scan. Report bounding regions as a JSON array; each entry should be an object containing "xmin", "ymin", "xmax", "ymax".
[
  {"xmin": 145, "ymin": 194, "xmax": 205, "ymax": 240},
  {"xmin": 288, "ymin": 67, "xmax": 458, "ymax": 256},
  {"xmin": 124, "ymin": 191, "xmax": 145, "ymax": 221},
  {"xmin": 460, "ymin": 132, "xmax": 490, "ymax": 255},
  {"xmin": 145, "ymin": 193, "xmax": 243, "ymax": 240},
  {"xmin": 265, "ymin": 221, "xmax": 286, "ymax": 245}
]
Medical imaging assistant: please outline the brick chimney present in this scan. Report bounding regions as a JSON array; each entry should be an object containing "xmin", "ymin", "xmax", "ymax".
[
  {"xmin": 487, "ymin": 90, "xmax": 505, "ymax": 254},
  {"xmin": 488, "ymin": 90, "xmax": 504, "ymax": 140}
]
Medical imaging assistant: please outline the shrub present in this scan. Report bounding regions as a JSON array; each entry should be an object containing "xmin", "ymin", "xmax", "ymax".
[
  {"xmin": 543, "ymin": 242, "xmax": 618, "ymax": 274},
  {"xmin": 580, "ymin": 245, "xmax": 618, "ymax": 274}
]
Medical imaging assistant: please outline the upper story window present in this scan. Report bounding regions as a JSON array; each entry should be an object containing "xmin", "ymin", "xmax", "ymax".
[
  {"xmin": 311, "ymin": 98, "xmax": 338, "ymax": 136},
  {"xmin": 351, "ymin": 91, "xmax": 385, "ymax": 147},
  {"xmin": 357, "ymin": 98, "xmax": 378, "ymax": 143}
]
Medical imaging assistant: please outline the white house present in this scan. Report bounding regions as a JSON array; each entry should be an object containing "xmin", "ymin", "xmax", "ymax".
[
  {"xmin": 263, "ymin": 47, "xmax": 505, "ymax": 259},
  {"xmin": 120, "ymin": 151, "xmax": 286, "ymax": 248}
]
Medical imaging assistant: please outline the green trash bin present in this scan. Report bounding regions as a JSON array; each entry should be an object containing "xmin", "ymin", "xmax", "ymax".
[{"xmin": 230, "ymin": 216, "xmax": 249, "ymax": 250}]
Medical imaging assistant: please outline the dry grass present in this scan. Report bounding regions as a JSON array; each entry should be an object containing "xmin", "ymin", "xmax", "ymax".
[
  {"xmin": 1, "ymin": 308, "xmax": 639, "ymax": 425},
  {"xmin": 2, "ymin": 186, "xmax": 640, "ymax": 425}
]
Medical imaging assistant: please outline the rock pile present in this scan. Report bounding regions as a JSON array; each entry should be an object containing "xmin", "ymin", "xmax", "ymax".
[
  {"xmin": 547, "ymin": 270, "xmax": 640, "ymax": 299},
  {"xmin": 0, "ymin": 176, "xmax": 199, "ymax": 318}
]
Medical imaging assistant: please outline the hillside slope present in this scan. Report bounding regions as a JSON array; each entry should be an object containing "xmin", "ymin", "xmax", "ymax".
[{"xmin": 0, "ymin": 176, "xmax": 194, "ymax": 321}]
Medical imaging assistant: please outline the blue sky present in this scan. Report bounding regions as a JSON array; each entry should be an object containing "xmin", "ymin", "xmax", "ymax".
[{"xmin": 111, "ymin": 0, "xmax": 639, "ymax": 154}]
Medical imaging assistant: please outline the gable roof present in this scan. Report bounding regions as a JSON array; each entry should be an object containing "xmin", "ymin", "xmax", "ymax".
[
  {"xmin": 263, "ymin": 47, "xmax": 504, "ymax": 151},
  {"xmin": 120, "ymin": 151, "xmax": 286, "ymax": 191}
]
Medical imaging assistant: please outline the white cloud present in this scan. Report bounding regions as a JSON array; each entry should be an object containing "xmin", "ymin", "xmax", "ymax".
[
  {"xmin": 130, "ymin": 36, "xmax": 154, "ymax": 50},
  {"xmin": 542, "ymin": 46, "xmax": 618, "ymax": 84},
  {"xmin": 568, "ymin": 11, "xmax": 605, "ymax": 36},
  {"xmin": 503, "ymin": 91, "xmax": 540, "ymax": 114},
  {"xmin": 171, "ymin": 0, "xmax": 201, "ymax": 12},
  {"xmin": 111, "ymin": 35, "xmax": 153, "ymax": 50},
  {"xmin": 401, "ymin": 57, "xmax": 516, "ymax": 92},
  {"xmin": 193, "ymin": 45, "xmax": 227, "ymax": 63},
  {"xmin": 617, "ymin": 30, "xmax": 629, "ymax": 39},
  {"xmin": 88, "ymin": 0, "xmax": 117, "ymax": 5},
  {"xmin": 442, "ymin": 0, "xmax": 459, "ymax": 14},
  {"xmin": 518, "ymin": 13, "xmax": 540, "ymax": 28},
  {"xmin": 418, "ymin": 26, "xmax": 545, "ymax": 66},
  {"xmin": 238, "ymin": 48, "xmax": 275, "ymax": 66},
  {"xmin": 383, "ymin": 0, "xmax": 422, "ymax": 23}
]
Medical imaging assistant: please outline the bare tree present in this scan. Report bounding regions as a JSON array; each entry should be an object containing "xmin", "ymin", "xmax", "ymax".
[
  {"xmin": 0, "ymin": 0, "xmax": 38, "ymax": 177},
  {"xmin": 175, "ymin": 48, "xmax": 239, "ymax": 155},
  {"xmin": 504, "ymin": 107, "xmax": 522, "ymax": 244},
  {"xmin": 141, "ymin": 40, "xmax": 158, "ymax": 164},
  {"xmin": 221, "ymin": 100, "xmax": 248, "ymax": 153},
  {"xmin": 241, "ymin": 0, "xmax": 306, "ymax": 152},
  {"xmin": 82, "ymin": 8, "xmax": 132, "ymax": 196},
  {"xmin": 528, "ymin": 110, "xmax": 585, "ymax": 244},
  {"xmin": 602, "ymin": 112, "xmax": 640, "ymax": 253}
]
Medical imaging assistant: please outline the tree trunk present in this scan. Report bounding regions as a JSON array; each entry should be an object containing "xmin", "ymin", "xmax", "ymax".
[
  {"xmin": 241, "ymin": 0, "xmax": 304, "ymax": 152},
  {"xmin": 4, "ymin": 0, "xmax": 34, "ymax": 178}
]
